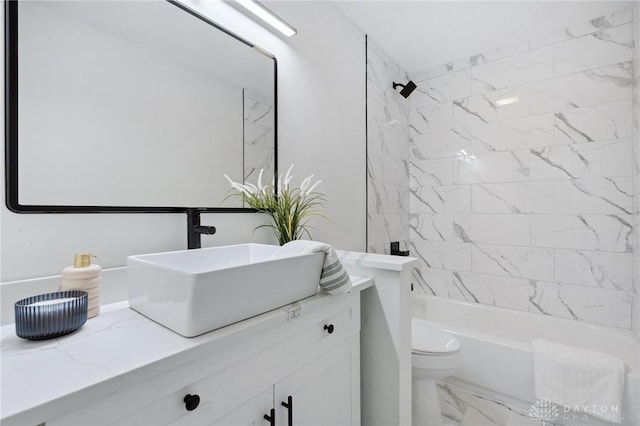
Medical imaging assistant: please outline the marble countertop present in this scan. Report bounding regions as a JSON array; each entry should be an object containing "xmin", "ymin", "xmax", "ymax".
[
  {"xmin": 1, "ymin": 276, "xmax": 373, "ymax": 424},
  {"xmin": 337, "ymin": 250, "xmax": 417, "ymax": 271}
]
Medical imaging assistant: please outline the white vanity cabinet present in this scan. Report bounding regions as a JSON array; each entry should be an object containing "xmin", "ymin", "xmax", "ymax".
[
  {"xmin": 214, "ymin": 337, "xmax": 359, "ymax": 426},
  {"xmin": 15, "ymin": 289, "xmax": 363, "ymax": 426},
  {"xmin": 273, "ymin": 337, "xmax": 359, "ymax": 426},
  {"xmin": 211, "ymin": 387, "xmax": 274, "ymax": 425}
]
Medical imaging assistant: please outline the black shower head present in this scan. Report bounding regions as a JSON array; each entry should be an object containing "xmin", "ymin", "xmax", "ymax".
[{"xmin": 393, "ymin": 80, "xmax": 417, "ymax": 98}]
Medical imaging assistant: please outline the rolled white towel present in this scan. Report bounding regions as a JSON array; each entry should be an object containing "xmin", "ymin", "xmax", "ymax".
[
  {"xmin": 532, "ymin": 338, "xmax": 625, "ymax": 424},
  {"xmin": 272, "ymin": 240, "xmax": 352, "ymax": 295}
]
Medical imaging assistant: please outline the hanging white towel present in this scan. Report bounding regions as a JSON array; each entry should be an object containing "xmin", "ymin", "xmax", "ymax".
[
  {"xmin": 272, "ymin": 240, "xmax": 352, "ymax": 295},
  {"xmin": 532, "ymin": 339, "xmax": 625, "ymax": 424}
]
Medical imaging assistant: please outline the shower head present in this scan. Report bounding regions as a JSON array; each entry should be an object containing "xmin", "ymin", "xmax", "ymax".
[{"xmin": 393, "ymin": 80, "xmax": 417, "ymax": 98}]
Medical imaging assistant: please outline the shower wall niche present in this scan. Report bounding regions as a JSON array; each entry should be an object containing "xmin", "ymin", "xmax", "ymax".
[{"xmin": 408, "ymin": 6, "xmax": 636, "ymax": 330}]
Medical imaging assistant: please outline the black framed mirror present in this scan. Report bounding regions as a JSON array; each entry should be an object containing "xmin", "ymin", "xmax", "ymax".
[{"xmin": 5, "ymin": 0, "xmax": 277, "ymax": 213}]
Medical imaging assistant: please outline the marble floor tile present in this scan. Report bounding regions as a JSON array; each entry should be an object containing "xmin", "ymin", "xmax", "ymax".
[
  {"xmin": 438, "ymin": 383, "xmax": 475, "ymax": 423},
  {"xmin": 459, "ymin": 395, "xmax": 542, "ymax": 426}
]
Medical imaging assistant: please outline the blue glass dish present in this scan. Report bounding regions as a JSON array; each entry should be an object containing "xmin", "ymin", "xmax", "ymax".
[{"xmin": 15, "ymin": 290, "xmax": 88, "ymax": 340}]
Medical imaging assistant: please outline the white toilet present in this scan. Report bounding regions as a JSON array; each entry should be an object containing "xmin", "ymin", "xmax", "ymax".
[{"xmin": 412, "ymin": 318, "xmax": 463, "ymax": 426}]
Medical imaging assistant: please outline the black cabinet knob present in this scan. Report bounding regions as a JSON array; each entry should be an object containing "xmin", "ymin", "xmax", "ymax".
[
  {"xmin": 184, "ymin": 394, "xmax": 200, "ymax": 411},
  {"xmin": 324, "ymin": 324, "xmax": 334, "ymax": 334}
]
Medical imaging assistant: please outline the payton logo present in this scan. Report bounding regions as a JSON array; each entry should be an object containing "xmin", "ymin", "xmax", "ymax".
[{"xmin": 528, "ymin": 399, "xmax": 560, "ymax": 425}]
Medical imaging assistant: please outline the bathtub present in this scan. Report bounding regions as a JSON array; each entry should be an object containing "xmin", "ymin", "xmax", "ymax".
[{"xmin": 412, "ymin": 294, "xmax": 640, "ymax": 426}]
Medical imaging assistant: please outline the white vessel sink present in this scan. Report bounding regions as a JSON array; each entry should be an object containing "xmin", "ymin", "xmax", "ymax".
[{"xmin": 127, "ymin": 243, "xmax": 324, "ymax": 337}]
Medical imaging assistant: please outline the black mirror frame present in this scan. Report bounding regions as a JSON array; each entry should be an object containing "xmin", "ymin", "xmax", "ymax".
[{"xmin": 4, "ymin": 0, "xmax": 277, "ymax": 214}]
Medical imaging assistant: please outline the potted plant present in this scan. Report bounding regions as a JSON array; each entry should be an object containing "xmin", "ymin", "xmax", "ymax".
[{"xmin": 225, "ymin": 165, "xmax": 326, "ymax": 245}]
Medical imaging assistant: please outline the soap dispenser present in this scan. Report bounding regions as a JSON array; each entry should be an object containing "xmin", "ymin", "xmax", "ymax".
[{"xmin": 61, "ymin": 253, "xmax": 101, "ymax": 318}]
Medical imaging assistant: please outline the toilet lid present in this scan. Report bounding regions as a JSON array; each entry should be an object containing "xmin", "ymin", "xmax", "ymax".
[{"xmin": 412, "ymin": 318, "xmax": 461, "ymax": 355}]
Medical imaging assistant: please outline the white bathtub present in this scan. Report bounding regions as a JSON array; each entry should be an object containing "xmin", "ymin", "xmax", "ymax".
[{"xmin": 412, "ymin": 295, "xmax": 640, "ymax": 426}]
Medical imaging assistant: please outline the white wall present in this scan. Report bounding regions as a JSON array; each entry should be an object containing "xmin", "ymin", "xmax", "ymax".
[
  {"xmin": 1, "ymin": 0, "xmax": 366, "ymax": 282},
  {"xmin": 265, "ymin": 1, "xmax": 366, "ymax": 252}
]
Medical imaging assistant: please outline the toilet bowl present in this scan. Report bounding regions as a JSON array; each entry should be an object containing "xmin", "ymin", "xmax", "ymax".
[{"xmin": 412, "ymin": 318, "xmax": 463, "ymax": 426}]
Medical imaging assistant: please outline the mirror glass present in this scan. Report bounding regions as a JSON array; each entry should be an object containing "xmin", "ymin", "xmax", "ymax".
[{"xmin": 8, "ymin": 0, "xmax": 276, "ymax": 211}]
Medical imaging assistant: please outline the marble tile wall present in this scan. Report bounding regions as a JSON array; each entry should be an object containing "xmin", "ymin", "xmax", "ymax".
[
  {"xmin": 366, "ymin": 37, "xmax": 411, "ymax": 254},
  {"xmin": 410, "ymin": 7, "xmax": 636, "ymax": 329},
  {"xmin": 243, "ymin": 90, "xmax": 275, "ymax": 185},
  {"xmin": 633, "ymin": 4, "xmax": 640, "ymax": 339}
]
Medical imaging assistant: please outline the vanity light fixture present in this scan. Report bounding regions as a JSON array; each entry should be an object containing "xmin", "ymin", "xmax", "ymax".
[
  {"xmin": 232, "ymin": 0, "xmax": 297, "ymax": 37},
  {"xmin": 494, "ymin": 96, "xmax": 520, "ymax": 107}
]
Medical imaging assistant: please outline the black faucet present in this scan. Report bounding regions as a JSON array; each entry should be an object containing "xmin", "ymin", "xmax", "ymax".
[
  {"xmin": 390, "ymin": 241, "xmax": 409, "ymax": 256},
  {"xmin": 187, "ymin": 209, "xmax": 216, "ymax": 250}
]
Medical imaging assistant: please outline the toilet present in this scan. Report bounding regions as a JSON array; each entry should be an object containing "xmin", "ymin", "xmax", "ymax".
[{"xmin": 412, "ymin": 318, "xmax": 463, "ymax": 426}]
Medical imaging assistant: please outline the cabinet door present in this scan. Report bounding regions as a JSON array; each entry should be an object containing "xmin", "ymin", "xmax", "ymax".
[
  {"xmin": 274, "ymin": 337, "xmax": 359, "ymax": 426},
  {"xmin": 210, "ymin": 387, "xmax": 273, "ymax": 426}
]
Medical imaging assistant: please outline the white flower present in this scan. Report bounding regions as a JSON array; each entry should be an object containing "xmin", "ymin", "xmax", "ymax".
[
  {"xmin": 224, "ymin": 164, "xmax": 326, "ymax": 244},
  {"xmin": 244, "ymin": 182, "xmax": 258, "ymax": 193},
  {"xmin": 283, "ymin": 164, "xmax": 294, "ymax": 190},
  {"xmin": 299, "ymin": 174, "xmax": 313, "ymax": 193},
  {"xmin": 257, "ymin": 169, "xmax": 264, "ymax": 193},
  {"xmin": 227, "ymin": 166, "xmax": 320, "ymax": 198},
  {"xmin": 225, "ymin": 174, "xmax": 256, "ymax": 196},
  {"xmin": 305, "ymin": 180, "xmax": 322, "ymax": 195}
]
